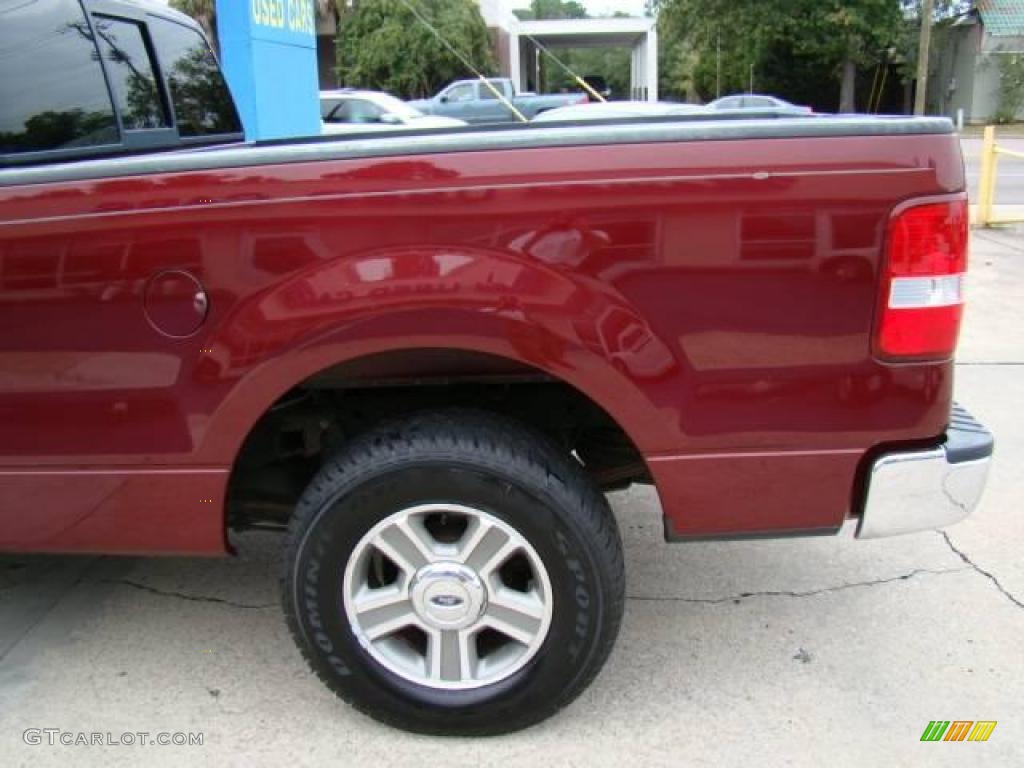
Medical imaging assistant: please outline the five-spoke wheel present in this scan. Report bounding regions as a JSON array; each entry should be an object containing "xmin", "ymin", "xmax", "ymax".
[
  {"xmin": 283, "ymin": 410, "xmax": 624, "ymax": 735},
  {"xmin": 343, "ymin": 503, "xmax": 553, "ymax": 689}
]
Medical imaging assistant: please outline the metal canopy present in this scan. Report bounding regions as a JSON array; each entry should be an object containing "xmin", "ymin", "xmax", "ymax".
[
  {"xmin": 515, "ymin": 18, "xmax": 654, "ymax": 48},
  {"xmin": 978, "ymin": 0, "xmax": 1024, "ymax": 37},
  {"xmin": 510, "ymin": 18, "xmax": 659, "ymax": 101}
]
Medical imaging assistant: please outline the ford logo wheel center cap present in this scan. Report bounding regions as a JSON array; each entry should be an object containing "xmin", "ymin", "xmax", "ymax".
[{"xmin": 410, "ymin": 562, "xmax": 487, "ymax": 630}]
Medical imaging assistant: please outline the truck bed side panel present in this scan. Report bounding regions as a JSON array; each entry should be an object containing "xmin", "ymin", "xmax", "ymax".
[{"xmin": 0, "ymin": 131, "xmax": 965, "ymax": 550}]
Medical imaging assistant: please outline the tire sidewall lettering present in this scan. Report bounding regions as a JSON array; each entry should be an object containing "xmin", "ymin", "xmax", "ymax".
[
  {"xmin": 301, "ymin": 545, "xmax": 351, "ymax": 674},
  {"xmin": 553, "ymin": 527, "xmax": 593, "ymax": 662}
]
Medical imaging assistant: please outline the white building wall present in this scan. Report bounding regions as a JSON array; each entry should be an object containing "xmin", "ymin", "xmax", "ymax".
[{"xmin": 477, "ymin": 0, "xmax": 520, "ymax": 31}]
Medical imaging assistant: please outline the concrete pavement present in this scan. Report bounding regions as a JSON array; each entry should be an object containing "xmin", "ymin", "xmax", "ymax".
[{"xmin": 1, "ymin": 233, "xmax": 1022, "ymax": 767}]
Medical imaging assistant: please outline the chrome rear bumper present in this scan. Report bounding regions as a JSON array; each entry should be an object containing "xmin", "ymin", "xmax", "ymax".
[{"xmin": 857, "ymin": 404, "xmax": 994, "ymax": 539}]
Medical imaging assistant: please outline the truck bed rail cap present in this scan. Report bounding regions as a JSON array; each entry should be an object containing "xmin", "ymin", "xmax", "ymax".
[{"xmin": 0, "ymin": 115, "xmax": 954, "ymax": 188}]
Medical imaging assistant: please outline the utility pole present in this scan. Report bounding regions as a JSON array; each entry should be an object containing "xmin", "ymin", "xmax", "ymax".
[
  {"xmin": 914, "ymin": 0, "xmax": 935, "ymax": 115},
  {"xmin": 716, "ymin": 31, "xmax": 721, "ymax": 98}
]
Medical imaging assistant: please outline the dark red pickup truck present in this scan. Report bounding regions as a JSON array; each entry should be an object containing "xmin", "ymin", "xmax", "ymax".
[{"xmin": 0, "ymin": 0, "xmax": 994, "ymax": 736}]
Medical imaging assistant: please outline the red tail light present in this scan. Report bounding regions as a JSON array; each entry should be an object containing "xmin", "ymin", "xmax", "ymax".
[{"xmin": 875, "ymin": 198, "xmax": 968, "ymax": 360}]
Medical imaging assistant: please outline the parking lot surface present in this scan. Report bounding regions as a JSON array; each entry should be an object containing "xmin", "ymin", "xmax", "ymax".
[{"xmin": 1, "ymin": 230, "xmax": 1022, "ymax": 768}]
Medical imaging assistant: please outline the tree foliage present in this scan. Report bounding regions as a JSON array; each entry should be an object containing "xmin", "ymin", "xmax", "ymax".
[
  {"xmin": 538, "ymin": 46, "xmax": 632, "ymax": 98},
  {"xmin": 334, "ymin": 0, "xmax": 496, "ymax": 98},
  {"xmin": 514, "ymin": 0, "xmax": 588, "ymax": 21},
  {"xmin": 992, "ymin": 49, "xmax": 1024, "ymax": 123},
  {"xmin": 655, "ymin": 0, "xmax": 903, "ymax": 110}
]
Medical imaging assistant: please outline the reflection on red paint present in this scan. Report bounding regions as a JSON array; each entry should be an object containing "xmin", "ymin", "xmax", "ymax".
[{"xmin": 0, "ymin": 132, "xmax": 965, "ymax": 551}]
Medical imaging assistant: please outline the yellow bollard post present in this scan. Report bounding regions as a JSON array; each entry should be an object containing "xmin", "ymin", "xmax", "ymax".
[{"xmin": 977, "ymin": 125, "xmax": 997, "ymax": 227}]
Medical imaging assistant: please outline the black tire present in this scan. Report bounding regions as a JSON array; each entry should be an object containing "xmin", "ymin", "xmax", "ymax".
[{"xmin": 281, "ymin": 409, "xmax": 625, "ymax": 736}]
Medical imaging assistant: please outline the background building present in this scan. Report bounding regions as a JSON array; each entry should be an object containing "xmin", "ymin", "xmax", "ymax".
[
  {"xmin": 317, "ymin": 0, "xmax": 657, "ymax": 100},
  {"xmin": 510, "ymin": 17, "xmax": 657, "ymax": 100},
  {"xmin": 316, "ymin": 8, "xmax": 339, "ymax": 89},
  {"xmin": 930, "ymin": 1, "xmax": 1024, "ymax": 123}
]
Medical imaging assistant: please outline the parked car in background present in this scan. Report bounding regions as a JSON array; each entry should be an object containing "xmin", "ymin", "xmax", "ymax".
[
  {"xmin": 320, "ymin": 90, "xmax": 465, "ymax": 134},
  {"xmin": 532, "ymin": 101, "xmax": 707, "ymax": 123},
  {"xmin": 408, "ymin": 78, "xmax": 588, "ymax": 124},
  {"xmin": 707, "ymin": 93, "xmax": 813, "ymax": 115}
]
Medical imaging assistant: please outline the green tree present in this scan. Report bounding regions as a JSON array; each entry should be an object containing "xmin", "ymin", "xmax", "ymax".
[
  {"xmin": 334, "ymin": 0, "xmax": 496, "ymax": 98},
  {"xmin": 990, "ymin": 49, "xmax": 1024, "ymax": 123},
  {"xmin": 537, "ymin": 46, "xmax": 633, "ymax": 98},
  {"xmin": 793, "ymin": 0, "xmax": 902, "ymax": 112},
  {"xmin": 657, "ymin": 1, "xmax": 755, "ymax": 100},
  {"xmin": 655, "ymin": 0, "xmax": 903, "ymax": 111},
  {"xmin": 514, "ymin": 0, "xmax": 588, "ymax": 21}
]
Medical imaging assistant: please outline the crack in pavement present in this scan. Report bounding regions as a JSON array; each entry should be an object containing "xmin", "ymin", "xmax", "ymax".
[
  {"xmin": 626, "ymin": 567, "xmax": 969, "ymax": 605},
  {"xmin": 100, "ymin": 579, "xmax": 276, "ymax": 610},
  {"xmin": 972, "ymin": 230, "xmax": 1024, "ymax": 255},
  {"xmin": 938, "ymin": 531, "xmax": 1024, "ymax": 610}
]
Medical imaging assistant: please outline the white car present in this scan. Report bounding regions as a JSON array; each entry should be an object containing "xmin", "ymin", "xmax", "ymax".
[
  {"xmin": 531, "ymin": 101, "xmax": 708, "ymax": 123},
  {"xmin": 320, "ymin": 90, "xmax": 466, "ymax": 134},
  {"xmin": 706, "ymin": 94, "xmax": 813, "ymax": 116}
]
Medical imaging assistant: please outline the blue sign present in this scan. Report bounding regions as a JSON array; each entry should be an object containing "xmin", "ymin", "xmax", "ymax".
[{"xmin": 217, "ymin": 0, "xmax": 320, "ymax": 140}]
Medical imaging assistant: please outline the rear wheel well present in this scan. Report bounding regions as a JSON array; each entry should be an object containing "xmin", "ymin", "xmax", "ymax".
[{"xmin": 226, "ymin": 349, "xmax": 649, "ymax": 533}]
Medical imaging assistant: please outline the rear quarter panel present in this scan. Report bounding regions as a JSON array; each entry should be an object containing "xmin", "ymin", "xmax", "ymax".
[{"xmin": 0, "ymin": 131, "xmax": 965, "ymax": 551}]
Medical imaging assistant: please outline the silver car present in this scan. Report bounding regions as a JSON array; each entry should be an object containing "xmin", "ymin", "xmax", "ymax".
[
  {"xmin": 706, "ymin": 94, "xmax": 813, "ymax": 115},
  {"xmin": 320, "ymin": 90, "xmax": 466, "ymax": 134}
]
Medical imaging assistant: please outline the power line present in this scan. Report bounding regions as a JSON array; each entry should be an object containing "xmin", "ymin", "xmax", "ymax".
[
  {"xmin": 521, "ymin": 33, "xmax": 607, "ymax": 103},
  {"xmin": 393, "ymin": 0, "xmax": 528, "ymax": 122}
]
